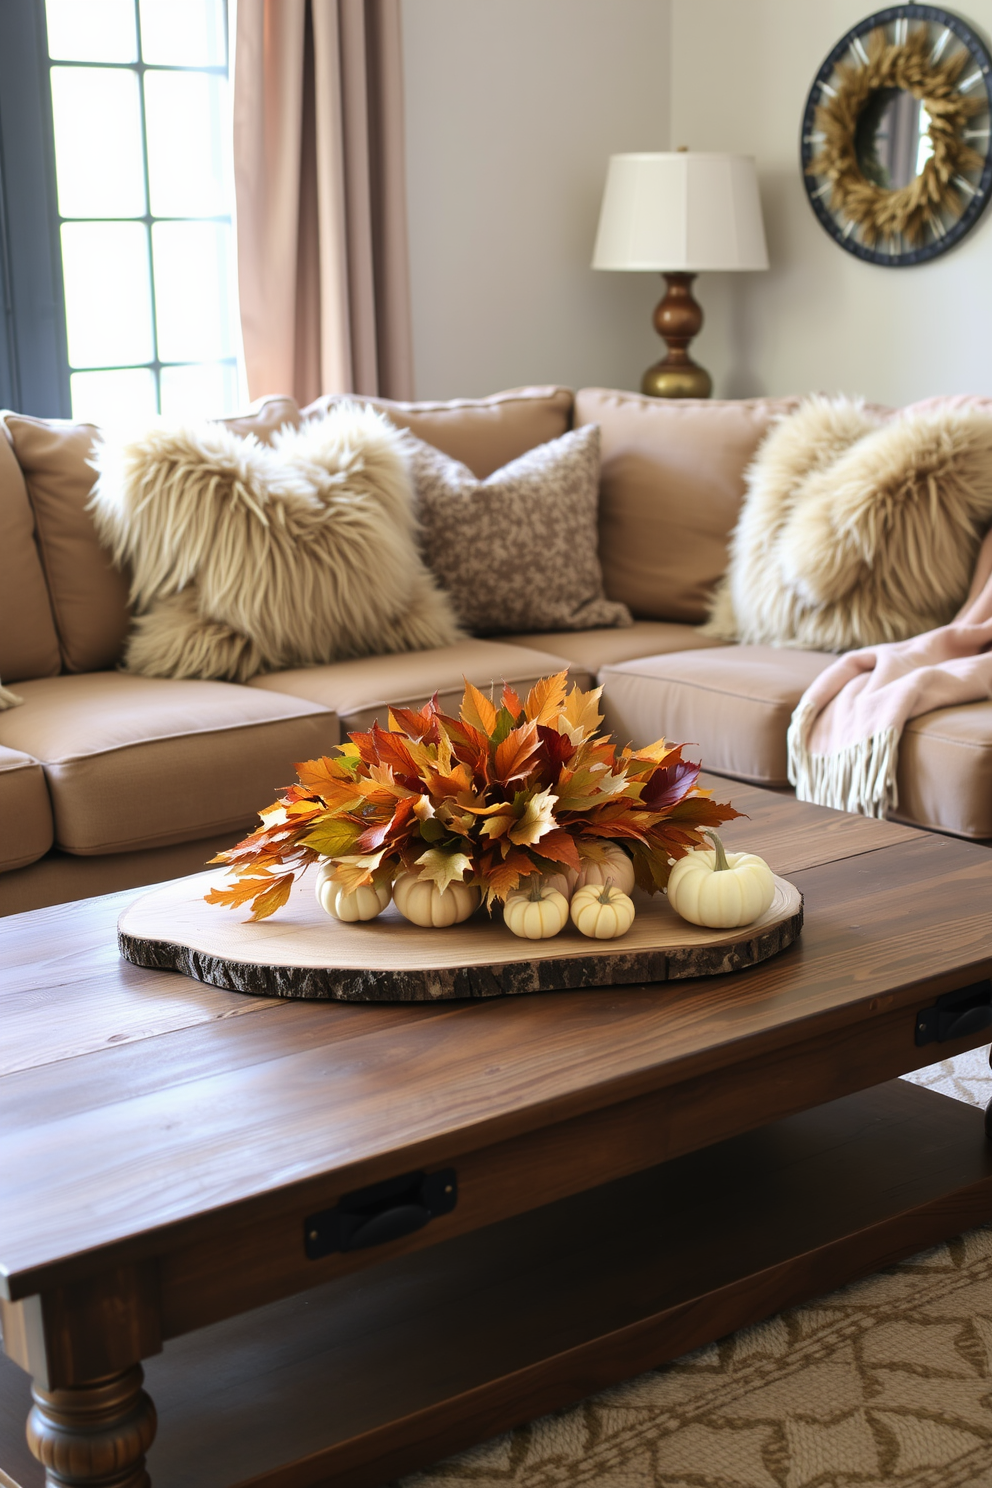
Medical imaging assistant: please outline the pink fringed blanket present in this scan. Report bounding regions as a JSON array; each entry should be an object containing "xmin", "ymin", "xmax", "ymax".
[{"xmin": 788, "ymin": 528, "xmax": 992, "ymax": 817}]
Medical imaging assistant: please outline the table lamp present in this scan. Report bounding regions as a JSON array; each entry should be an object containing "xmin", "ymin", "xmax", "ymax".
[{"xmin": 592, "ymin": 151, "xmax": 768, "ymax": 398}]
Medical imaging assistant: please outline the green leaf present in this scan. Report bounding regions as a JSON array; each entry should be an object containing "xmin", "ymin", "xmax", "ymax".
[
  {"xmin": 301, "ymin": 818, "xmax": 362, "ymax": 857},
  {"xmin": 490, "ymin": 706, "xmax": 517, "ymax": 748}
]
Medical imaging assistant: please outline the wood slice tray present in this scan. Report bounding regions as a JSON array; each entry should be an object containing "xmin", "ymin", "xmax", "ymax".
[{"xmin": 118, "ymin": 871, "xmax": 803, "ymax": 1002}]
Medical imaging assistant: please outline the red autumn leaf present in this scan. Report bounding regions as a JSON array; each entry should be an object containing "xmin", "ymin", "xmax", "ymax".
[
  {"xmin": 387, "ymin": 701, "xmax": 439, "ymax": 744},
  {"xmin": 536, "ymin": 723, "xmax": 576, "ymax": 772},
  {"xmin": 639, "ymin": 758, "xmax": 701, "ymax": 812},
  {"xmin": 501, "ymin": 682, "xmax": 524, "ymax": 718},
  {"xmin": 355, "ymin": 795, "xmax": 418, "ymax": 853},
  {"xmin": 367, "ymin": 721, "xmax": 422, "ymax": 781}
]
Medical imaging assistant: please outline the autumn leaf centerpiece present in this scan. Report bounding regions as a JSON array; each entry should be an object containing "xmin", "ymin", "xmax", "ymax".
[{"xmin": 206, "ymin": 672, "xmax": 740, "ymax": 938}]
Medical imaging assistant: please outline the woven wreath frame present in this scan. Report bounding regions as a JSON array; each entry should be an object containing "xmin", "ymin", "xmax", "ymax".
[{"xmin": 807, "ymin": 23, "xmax": 985, "ymax": 247}]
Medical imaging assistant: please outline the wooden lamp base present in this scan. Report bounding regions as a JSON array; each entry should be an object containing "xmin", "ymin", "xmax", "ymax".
[{"xmin": 641, "ymin": 271, "xmax": 712, "ymax": 399}]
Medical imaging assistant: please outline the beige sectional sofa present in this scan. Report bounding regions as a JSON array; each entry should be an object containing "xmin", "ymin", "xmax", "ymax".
[{"xmin": 1, "ymin": 384, "xmax": 989, "ymax": 918}]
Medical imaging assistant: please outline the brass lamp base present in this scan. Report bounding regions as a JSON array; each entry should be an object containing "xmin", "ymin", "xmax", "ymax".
[{"xmin": 641, "ymin": 271, "xmax": 712, "ymax": 399}]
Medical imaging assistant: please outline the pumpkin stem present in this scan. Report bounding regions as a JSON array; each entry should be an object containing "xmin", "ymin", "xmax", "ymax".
[
  {"xmin": 598, "ymin": 877, "xmax": 616, "ymax": 904},
  {"xmin": 703, "ymin": 830, "xmax": 731, "ymax": 872},
  {"xmin": 528, "ymin": 875, "xmax": 545, "ymax": 902}
]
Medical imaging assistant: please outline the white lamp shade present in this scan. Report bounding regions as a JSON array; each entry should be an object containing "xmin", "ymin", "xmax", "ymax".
[{"xmin": 592, "ymin": 152, "xmax": 769, "ymax": 273}]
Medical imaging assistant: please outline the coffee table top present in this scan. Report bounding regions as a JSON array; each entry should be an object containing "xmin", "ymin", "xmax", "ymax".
[{"xmin": 2, "ymin": 779, "xmax": 991, "ymax": 1301}]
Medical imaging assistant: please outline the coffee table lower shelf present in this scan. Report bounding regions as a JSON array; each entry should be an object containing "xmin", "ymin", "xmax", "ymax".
[{"xmin": 1, "ymin": 1078, "xmax": 990, "ymax": 1488}]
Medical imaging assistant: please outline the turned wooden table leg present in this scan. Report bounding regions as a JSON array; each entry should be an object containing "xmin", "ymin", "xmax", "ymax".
[{"xmin": 26, "ymin": 1364, "xmax": 156, "ymax": 1488}]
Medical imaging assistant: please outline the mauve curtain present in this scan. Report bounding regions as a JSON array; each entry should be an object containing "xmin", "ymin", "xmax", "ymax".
[{"xmin": 232, "ymin": 0, "xmax": 414, "ymax": 405}]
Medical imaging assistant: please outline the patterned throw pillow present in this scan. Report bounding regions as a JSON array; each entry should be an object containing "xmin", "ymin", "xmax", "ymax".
[{"xmin": 406, "ymin": 424, "xmax": 632, "ymax": 635}]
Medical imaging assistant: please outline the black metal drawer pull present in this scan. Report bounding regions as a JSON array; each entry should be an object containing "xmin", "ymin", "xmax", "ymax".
[
  {"xmin": 915, "ymin": 979, "xmax": 992, "ymax": 1046},
  {"xmin": 305, "ymin": 1168, "xmax": 457, "ymax": 1259}
]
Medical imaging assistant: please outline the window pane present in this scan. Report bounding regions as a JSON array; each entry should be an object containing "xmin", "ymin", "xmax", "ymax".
[
  {"xmin": 160, "ymin": 363, "xmax": 239, "ymax": 420},
  {"xmin": 61, "ymin": 222, "xmax": 154, "ymax": 368},
  {"xmin": 152, "ymin": 221, "xmax": 235, "ymax": 362},
  {"xmin": 51, "ymin": 68, "xmax": 146, "ymax": 219},
  {"xmin": 70, "ymin": 369, "xmax": 158, "ymax": 427},
  {"xmin": 46, "ymin": 0, "xmax": 137, "ymax": 63},
  {"xmin": 139, "ymin": 0, "xmax": 226, "ymax": 67},
  {"xmin": 145, "ymin": 72, "xmax": 228, "ymax": 218}
]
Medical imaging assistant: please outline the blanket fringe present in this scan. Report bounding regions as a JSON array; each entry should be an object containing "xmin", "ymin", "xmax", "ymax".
[
  {"xmin": 0, "ymin": 683, "xmax": 23, "ymax": 710},
  {"xmin": 787, "ymin": 700, "xmax": 900, "ymax": 818}
]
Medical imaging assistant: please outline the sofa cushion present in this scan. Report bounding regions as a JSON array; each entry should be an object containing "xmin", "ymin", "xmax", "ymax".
[
  {"xmin": 600, "ymin": 646, "xmax": 833, "ymax": 785},
  {"xmin": 249, "ymin": 639, "xmax": 591, "ymax": 735},
  {"xmin": 896, "ymin": 703, "xmax": 992, "ymax": 840},
  {"xmin": 303, "ymin": 387, "xmax": 573, "ymax": 480},
  {"xmin": 3, "ymin": 415, "xmax": 131, "ymax": 674},
  {"xmin": 0, "ymin": 432, "xmax": 61, "ymax": 683},
  {"xmin": 0, "ymin": 673, "xmax": 339, "ymax": 855},
  {"xmin": 0, "ymin": 746, "xmax": 54, "ymax": 872},
  {"xmin": 574, "ymin": 390, "xmax": 800, "ymax": 624},
  {"xmin": 502, "ymin": 621, "xmax": 725, "ymax": 676},
  {"xmin": 222, "ymin": 395, "xmax": 301, "ymax": 441}
]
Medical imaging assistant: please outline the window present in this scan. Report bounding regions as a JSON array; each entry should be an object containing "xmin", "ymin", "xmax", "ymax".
[{"xmin": 41, "ymin": 0, "xmax": 243, "ymax": 426}]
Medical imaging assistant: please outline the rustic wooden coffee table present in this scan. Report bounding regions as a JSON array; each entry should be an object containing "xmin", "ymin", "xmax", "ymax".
[{"xmin": 2, "ymin": 780, "xmax": 992, "ymax": 1488}]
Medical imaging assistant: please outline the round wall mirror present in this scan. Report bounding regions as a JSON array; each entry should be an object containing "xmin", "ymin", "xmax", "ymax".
[{"xmin": 801, "ymin": 5, "xmax": 992, "ymax": 266}]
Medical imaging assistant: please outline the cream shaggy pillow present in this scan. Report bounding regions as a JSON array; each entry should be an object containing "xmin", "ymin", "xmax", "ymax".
[
  {"xmin": 406, "ymin": 425, "xmax": 631, "ymax": 634},
  {"xmin": 704, "ymin": 396, "xmax": 992, "ymax": 652},
  {"xmin": 90, "ymin": 403, "xmax": 461, "ymax": 682}
]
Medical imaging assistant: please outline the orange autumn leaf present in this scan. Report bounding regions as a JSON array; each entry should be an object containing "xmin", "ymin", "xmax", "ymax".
[
  {"xmin": 460, "ymin": 679, "xmax": 499, "ymax": 737},
  {"xmin": 524, "ymin": 670, "xmax": 569, "ymax": 725},
  {"xmin": 206, "ymin": 670, "xmax": 742, "ymax": 917},
  {"xmin": 494, "ymin": 720, "xmax": 542, "ymax": 784}
]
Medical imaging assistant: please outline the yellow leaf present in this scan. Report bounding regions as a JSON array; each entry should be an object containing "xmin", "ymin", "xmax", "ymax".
[
  {"xmin": 460, "ymin": 679, "xmax": 498, "ymax": 736},
  {"xmin": 480, "ymin": 811, "xmax": 515, "ymax": 840},
  {"xmin": 300, "ymin": 818, "xmax": 362, "ymax": 857},
  {"xmin": 557, "ymin": 682, "xmax": 604, "ymax": 743},
  {"xmin": 415, "ymin": 847, "xmax": 474, "ymax": 893},
  {"xmin": 523, "ymin": 670, "xmax": 569, "ymax": 725},
  {"xmin": 508, "ymin": 785, "xmax": 559, "ymax": 847}
]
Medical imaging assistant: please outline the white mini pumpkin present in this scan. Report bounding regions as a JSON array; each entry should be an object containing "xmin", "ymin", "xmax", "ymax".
[
  {"xmin": 569, "ymin": 882, "xmax": 636, "ymax": 939},
  {"xmin": 574, "ymin": 842, "xmax": 636, "ymax": 896},
  {"xmin": 392, "ymin": 871, "xmax": 480, "ymax": 927},
  {"xmin": 315, "ymin": 861, "xmax": 391, "ymax": 922},
  {"xmin": 503, "ymin": 879, "xmax": 570, "ymax": 940},
  {"xmin": 666, "ymin": 831, "xmax": 775, "ymax": 928}
]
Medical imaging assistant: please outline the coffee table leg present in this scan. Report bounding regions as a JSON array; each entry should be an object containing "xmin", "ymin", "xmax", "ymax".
[{"xmin": 26, "ymin": 1364, "xmax": 156, "ymax": 1487}]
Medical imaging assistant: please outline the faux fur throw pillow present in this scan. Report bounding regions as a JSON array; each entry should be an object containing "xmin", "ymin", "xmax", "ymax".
[
  {"xmin": 704, "ymin": 396, "xmax": 992, "ymax": 652},
  {"xmin": 406, "ymin": 424, "xmax": 631, "ymax": 634},
  {"xmin": 90, "ymin": 403, "xmax": 460, "ymax": 682}
]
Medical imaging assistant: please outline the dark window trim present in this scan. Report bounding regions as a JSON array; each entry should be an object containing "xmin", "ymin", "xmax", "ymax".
[{"xmin": 0, "ymin": 0, "xmax": 71, "ymax": 416}]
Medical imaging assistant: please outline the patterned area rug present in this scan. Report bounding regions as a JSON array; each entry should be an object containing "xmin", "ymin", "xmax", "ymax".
[{"xmin": 404, "ymin": 1048, "xmax": 992, "ymax": 1488}]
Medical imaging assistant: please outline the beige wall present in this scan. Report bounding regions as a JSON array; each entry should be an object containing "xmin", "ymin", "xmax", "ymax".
[
  {"xmin": 670, "ymin": 0, "xmax": 992, "ymax": 404},
  {"xmin": 401, "ymin": 0, "xmax": 671, "ymax": 399}
]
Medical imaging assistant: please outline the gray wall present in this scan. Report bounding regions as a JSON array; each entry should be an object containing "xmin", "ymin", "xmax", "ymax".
[
  {"xmin": 401, "ymin": 0, "xmax": 671, "ymax": 399},
  {"xmin": 670, "ymin": 0, "xmax": 992, "ymax": 404}
]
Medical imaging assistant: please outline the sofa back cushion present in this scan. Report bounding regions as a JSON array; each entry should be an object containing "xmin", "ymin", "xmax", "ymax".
[
  {"xmin": 2, "ymin": 397, "xmax": 303, "ymax": 676},
  {"xmin": 574, "ymin": 389, "xmax": 801, "ymax": 623},
  {"xmin": 3, "ymin": 415, "xmax": 131, "ymax": 673},
  {"xmin": 0, "ymin": 432, "xmax": 61, "ymax": 682},
  {"xmin": 303, "ymin": 386, "xmax": 574, "ymax": 479}
]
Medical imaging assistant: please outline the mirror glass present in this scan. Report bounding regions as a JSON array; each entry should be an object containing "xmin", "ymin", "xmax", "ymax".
[{"xmin": 855, "ymin": 88, "xmax": 934, "ymax": 189}]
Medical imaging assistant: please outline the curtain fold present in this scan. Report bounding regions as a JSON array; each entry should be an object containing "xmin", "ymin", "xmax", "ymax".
[{"xmin": 232, "ymin": 0, "xmax": 414, "ymax": 405}]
